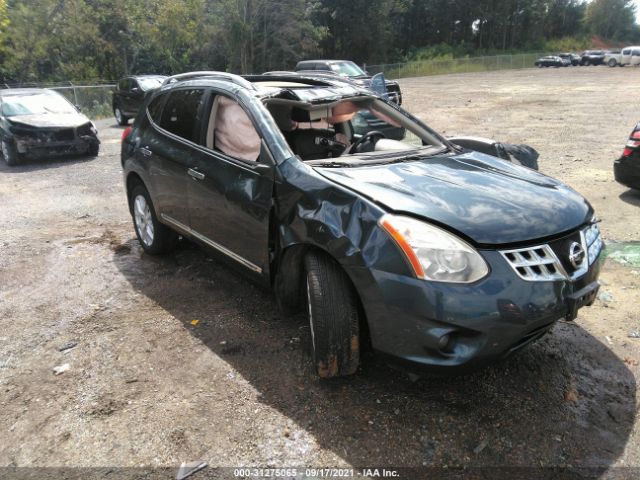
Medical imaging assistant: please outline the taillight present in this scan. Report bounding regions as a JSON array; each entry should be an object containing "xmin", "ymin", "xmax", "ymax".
[
  {"xmin": 622, "ymin": 126, "xmax": 640, "ymax": 157},
  {"xmin": 121, "ymin": 126, "xmax": 132, "ymax": 142}
]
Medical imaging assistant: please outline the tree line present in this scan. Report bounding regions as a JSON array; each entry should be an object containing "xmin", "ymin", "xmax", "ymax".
[{"xmin": 0, "ymin": 0, "xmax": 637, "ymax": 84}]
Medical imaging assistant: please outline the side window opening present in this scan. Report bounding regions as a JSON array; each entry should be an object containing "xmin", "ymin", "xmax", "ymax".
[
  {"xmin": 204, "ymin": 95, "xmax": 261, "ymax": 162},
  {"xmin": 158, "ymin": 89, "xmax": 205, "ymax": 143}
]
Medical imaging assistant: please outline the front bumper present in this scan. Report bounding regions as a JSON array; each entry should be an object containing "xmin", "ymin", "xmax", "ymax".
[
  {"xmin": 614, "ymin": 156, "xmax": 640, "ymax": 190},
  {"xmin": 15, "ymin": 136, "xmax": 98, "ymax": 159},
  {"xmin": 351, "ymin": 248, "xmax": 602, "ymax": 374}
]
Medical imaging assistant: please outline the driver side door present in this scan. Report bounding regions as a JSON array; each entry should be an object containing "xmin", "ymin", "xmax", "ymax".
[{"xmin": 186, "ymin": 90, "xmax": 275, "ymax": 282}]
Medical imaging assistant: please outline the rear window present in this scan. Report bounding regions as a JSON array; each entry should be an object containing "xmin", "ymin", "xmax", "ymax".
[{"xmin": 158, "ymin": 89, "xmax": 205, "ymax": 142}]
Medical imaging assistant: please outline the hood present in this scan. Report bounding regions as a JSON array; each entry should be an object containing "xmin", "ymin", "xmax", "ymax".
[
  {"xmin": 8, "ymin": 113, "xmax": 90, "ymax": 129},
  {"xmin": 314, "ymin": 151, "xmax": 592, "ymax": 246}
]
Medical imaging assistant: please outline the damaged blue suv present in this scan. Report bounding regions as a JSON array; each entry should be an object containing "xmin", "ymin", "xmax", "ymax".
[{"xmin": 121, "ymin": 71, "xmax": 603, "ymax": 378}]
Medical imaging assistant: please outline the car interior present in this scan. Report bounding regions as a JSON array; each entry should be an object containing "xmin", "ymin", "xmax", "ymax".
[{"xmin": 264, "ymin": 96, "xmax": 443, "ymax": 162}]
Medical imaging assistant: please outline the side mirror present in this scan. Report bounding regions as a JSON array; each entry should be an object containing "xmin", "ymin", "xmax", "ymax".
[{"xmin": 75, "ymin": 105, "xmax": 82, "ymax": 112}]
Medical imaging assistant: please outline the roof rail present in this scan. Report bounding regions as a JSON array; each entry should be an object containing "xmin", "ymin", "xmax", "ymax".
[{"xmin": 161, "ymin": 71, "xmax": 255, "ymax": 90}]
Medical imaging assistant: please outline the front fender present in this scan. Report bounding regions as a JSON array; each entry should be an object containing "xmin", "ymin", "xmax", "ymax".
[{"xmin": 272, "ymin": 156, "xmax": 413, "ymax": 310}]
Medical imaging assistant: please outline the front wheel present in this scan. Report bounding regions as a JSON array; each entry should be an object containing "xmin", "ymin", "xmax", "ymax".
[
  {"xmin": 1, "ymin": 140, "xmax": 21, "ymax": 166},
  {"xmin": 130, "ymin": 184, "xmax": 178, "ymax": 254},
  {"xmin": 304, "ymin": 251, "xmax": 361, "ymax": 378},
  {"xmin": 88, "ymin": 142, "xmax": 99, "ymax": 157}
]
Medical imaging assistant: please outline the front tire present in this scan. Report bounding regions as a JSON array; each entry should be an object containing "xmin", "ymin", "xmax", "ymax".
[
  {"xmin": 88, "ymin": 142, "xmax": 99, "ymax": 157},
  {"xmin": 130, "ymin": 184, "xmax": 177, "ymax": 254},
  {"xmin": 114, "ymin": 106, "xmax": 129, "ymax": 126},
  {"xmin": 2, "ymin": 140, "xmax": 21, "ymax": 166},
  {"xmin": 304, "ymin": 251, "xmax": 361, "ymax": 378}
]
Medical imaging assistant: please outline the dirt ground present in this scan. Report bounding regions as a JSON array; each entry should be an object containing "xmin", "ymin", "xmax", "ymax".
[{"xmin": 0, "ymin": 67, "xmax": 639, "ymax": 476}]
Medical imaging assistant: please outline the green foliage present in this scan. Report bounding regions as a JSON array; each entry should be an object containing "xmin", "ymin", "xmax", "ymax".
[
  {"xmin": 0, "ymin": 0, "xmax": 638, "ymax": 84},
  {"xmin": 584, "ymin": 0, "xmax": 638, "ymax": 41},
  {"xmin": 544, "ymin": 35, "xmax": 593, "ymax": 53}
]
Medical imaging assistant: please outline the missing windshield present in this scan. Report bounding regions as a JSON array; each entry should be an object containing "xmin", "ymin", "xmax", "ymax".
[{"xmin": 265, "ymin": 97, "xmax": 446, "ymax": 163}]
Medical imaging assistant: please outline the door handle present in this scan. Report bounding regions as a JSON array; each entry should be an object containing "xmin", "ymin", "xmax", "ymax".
[
  {"xmin": 140, "ymin": 147, "xmax": 152, "ymax": 157},
  {"xmin": 188, "ymin": 168, "xmax": 205, "ymax": 181}
]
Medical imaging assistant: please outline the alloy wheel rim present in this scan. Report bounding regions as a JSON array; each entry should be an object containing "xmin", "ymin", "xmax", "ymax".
[{"xmin": 134, "ymin": 195, "xmax": 154, "ymax": 246}]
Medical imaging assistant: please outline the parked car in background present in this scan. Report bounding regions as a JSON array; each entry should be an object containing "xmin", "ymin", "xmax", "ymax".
[
  {"xmin": 558, "ymin": 53, "xmax": 581, "ymax": 66},
  {"xmin": 534, "ymin": 55, "xmax": 568, "ymax": 67},
  {"xmin": 614, "ymin": 123, "xmax": 640, "ymax": 190},
  {"xmin": 605, "ymin": 47, "xmax": 640, "ymax": 67},
  {"xmin": 294, "ymin": 60, "xmax": 402, "ymax": 104},
  {"xmin": 112, "ymin": 75, "xmax": 167, "ymax": 126},
  {"xmin": 0, "ymin": 88, "xmax": 99, "ymax": 166},
  {"xmin": 121, "ymin": 71, "xmax": 603, "ymax": 378},
  {"xmin": 580, "ymin": 50, "xmax": 606, "ymax": 66}
]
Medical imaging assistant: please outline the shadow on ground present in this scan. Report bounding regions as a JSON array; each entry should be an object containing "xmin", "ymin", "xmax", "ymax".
[
  {"xmin": 619, "ymin": 190, "xmax": 640, "ymax": 208},
  {"xmin": 0, "ymin": 153, "xmax": 98, "ymax": 172},
  {"xmin": 114, "ymin": 239, "xmax": 636, "ymax": 468}
]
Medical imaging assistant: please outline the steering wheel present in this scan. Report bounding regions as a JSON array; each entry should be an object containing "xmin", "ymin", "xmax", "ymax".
[{"xmin": 348, "ymin": 130, "xmax": 386, "ymax": 154}]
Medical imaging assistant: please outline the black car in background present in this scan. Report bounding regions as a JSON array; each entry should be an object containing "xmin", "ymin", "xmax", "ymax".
[
  {"xmin": 558, "ymin": 53, "xmax": 581, "ymax": 66},
  {"xmin": 534, "ymin": 55, "xmax": 567, "ymax": 67},
  {"xmin": 112, "ymin": 75, "xmax": 167, "ymax": 126},
  {"xmin": 0, "ymin": 88, "xmax": 99, "ymax": 166},
  {"xmin": 580, "ymin": 50, "xmax": 606, "ymax": 66},
  {"xmin": 294, "ymin": 60, "xmax": 402, "ymax": 104},
  {"xmin": 121, "ymin": 71, "xmax": 603, "ymax": 378},
  {"xmin": 614, "ymin": 123, "xmax": 640, "ymax": 190}
]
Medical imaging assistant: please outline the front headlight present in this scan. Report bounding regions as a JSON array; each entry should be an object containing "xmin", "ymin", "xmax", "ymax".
[{"xmin": 379, "ymin": 214, "xmax": 489, "ymax": 283}]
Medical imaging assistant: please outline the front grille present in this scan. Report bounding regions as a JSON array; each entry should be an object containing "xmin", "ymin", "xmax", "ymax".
[
  {"xmin": 500, "ymin": 244, "xmax": 566, "ymax": 281},
  {"xmin": 52, "ymin": 128, "xmax": 75, "ymax": 141},
  {"xmin": 501, "ymin": 223, "xmax": 603, "ymax": 282}
]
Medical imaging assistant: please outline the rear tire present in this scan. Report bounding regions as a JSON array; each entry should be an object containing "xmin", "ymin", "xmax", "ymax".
[
  {"xmin": 304, "ymin": 251, "xmax": 361, "ymax": 378},
  {"xmin": 1, "ymin": 140, "xmax": 21, "ymax": 166},
  {"xmin": 114, "ymin": 106, "xmax": 129, "ymax": 126},
  {"xmin": 130, "ymin": 184, "xmax": 178, "ymax": 255},
  {"xmin": 608, "ymin": 59, "xmax": 617, "ymax": 67}
]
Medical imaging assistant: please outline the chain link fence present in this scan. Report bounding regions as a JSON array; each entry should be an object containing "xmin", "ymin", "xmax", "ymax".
[
  {"xmin": 2, "ymin": 81, "xmax": 115, "ymax": 119},
  {"xmin": 366, "ymin": 52, "xmax": 549, "ymax": 79}
]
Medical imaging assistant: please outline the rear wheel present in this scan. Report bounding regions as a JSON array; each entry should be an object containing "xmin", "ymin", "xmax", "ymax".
[
  {"xmin": 304, "ymin": 251, "xmax": 361, "ymax": 378},
  {"xmin": 130, "ymin": 184, "xmax": 178, "ymax": 254},
  {"xmin": 608, "ymin": 59, "xmax": 617, "ymax": 67},
  {"xmin": 114, "ymin": 106, "xmax": 129, "ymax": 126},
  {"xmin": 1, "ymin": 140, "xmax": 21, "ymax": 166}
]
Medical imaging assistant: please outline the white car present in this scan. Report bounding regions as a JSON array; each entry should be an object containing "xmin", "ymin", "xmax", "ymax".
[{"xmin": 605, "ymin": 47, "xmax": 640, "ymax": 67}]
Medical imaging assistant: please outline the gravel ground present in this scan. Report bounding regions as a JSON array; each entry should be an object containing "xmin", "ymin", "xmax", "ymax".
[{"xmin": 0, "ymin": 67, "xmax": 639, "ymax": 476}]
